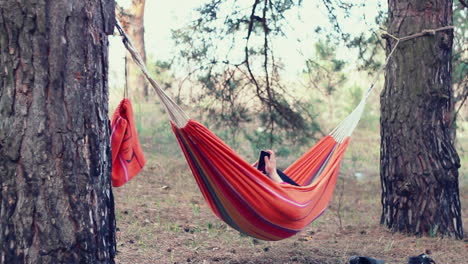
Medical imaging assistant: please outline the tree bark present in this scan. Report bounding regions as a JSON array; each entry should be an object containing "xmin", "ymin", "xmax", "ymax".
[
  {"xmin": 381, "ymin": 0, "xmax": 463, "ymax": 239},
  {"xmin": 117, "ymin": 0, "xmax": 148, "ymax": 100},
  {"xmin": 0, "ymin": 0, "xmax": 116, "ymax": 263}
]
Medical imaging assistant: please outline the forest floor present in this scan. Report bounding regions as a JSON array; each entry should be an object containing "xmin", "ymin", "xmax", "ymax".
[
  {"xmin": 109, "ymin": 101, "xmax": 468, "ymax": 264},
  {"xmin": 113, "ymin": 155, "xmax": 468, "ymax": 264}
]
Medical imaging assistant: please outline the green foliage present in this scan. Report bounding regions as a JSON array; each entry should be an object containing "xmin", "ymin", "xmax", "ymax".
[
  {"xmin": 345, "ymin": 85, "xmax": 362, "ymax": 111},
  {"xmin": 172, "ymin": 0, "xmax": 320, "ymax": 147},
  {"xmin": 347, "ymin": 32, "xmax": 385, "ymax": 73},
  {"xmin": 305, "ymin": 40, "xmax": 348, "ymax": 96},
  {"xmin": 147, "ymin": 55, "xmax": 175, "ymax": 93},
  {"xmin": 452, "ymin": 2, "xmax": 467, "ymax": 115}
]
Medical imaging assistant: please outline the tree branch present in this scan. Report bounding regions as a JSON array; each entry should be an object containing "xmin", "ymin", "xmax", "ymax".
[{"xmin": 245, "ymin": 0, "xmax": 264, "ymax": 101}]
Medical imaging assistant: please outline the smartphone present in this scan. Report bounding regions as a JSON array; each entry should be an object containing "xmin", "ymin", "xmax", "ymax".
[{"xmin": 256, "ymin": 150, "xmax": 270, "ymax": 174}]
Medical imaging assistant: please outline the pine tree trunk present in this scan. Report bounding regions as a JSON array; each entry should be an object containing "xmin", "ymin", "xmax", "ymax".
[
  {"xmin": 381, "ymin": 0, "xmax": 463, "ymax": 239},
  {"xmin": 118, "ymin": 0, "xmax": 148, "ymax": 100},
  {"xmin": 0, "ymin": 1, "xmax": 117, "ymax": 263}
]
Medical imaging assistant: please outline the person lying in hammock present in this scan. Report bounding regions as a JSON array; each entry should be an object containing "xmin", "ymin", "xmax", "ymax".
[{"xmin": 253, "ymin": 150, "xmax": 300, "ymax": 186}]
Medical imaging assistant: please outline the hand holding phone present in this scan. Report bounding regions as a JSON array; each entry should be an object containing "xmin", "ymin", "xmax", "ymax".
[{"xmin": 256, "ymin": 150, "xmax": 270, "ymax": 174}]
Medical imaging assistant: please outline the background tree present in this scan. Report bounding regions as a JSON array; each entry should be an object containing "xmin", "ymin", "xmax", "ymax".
[
  {"xmin": 117, "ymin": 0, "xmax": 148, "ymax": 100},
  {"xmin": 380, "ymin": 0, "xmax": 463, "ymax": 238},
  {"xmin": 0, "ymin": 0, "xmax": 117, "ymax": 262}
]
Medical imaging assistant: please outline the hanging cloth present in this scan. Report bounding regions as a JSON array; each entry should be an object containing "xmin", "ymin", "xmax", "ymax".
[{"xmin": 110, "ymin": 98, "xmax": 146, "ymax": 187}]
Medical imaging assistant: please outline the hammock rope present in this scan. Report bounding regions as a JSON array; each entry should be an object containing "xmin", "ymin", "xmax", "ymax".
[
  {"xmin": 329, "ymin": 25, "xmax": 454, "ymax": 143},
  {"xmin": 116, "ymin": 21, "xmax": 189, "ymax": 128},
  {"xmin": 115, "ymin": 22, "xmax": 454, "ymax": 240}
]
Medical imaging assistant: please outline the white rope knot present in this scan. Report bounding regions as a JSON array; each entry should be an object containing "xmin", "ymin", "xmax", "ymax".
[{"xmin": 422, "ymin": 29, "xmax": 436, "ymax": 35}]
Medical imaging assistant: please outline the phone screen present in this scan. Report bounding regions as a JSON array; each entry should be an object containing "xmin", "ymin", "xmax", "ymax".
[{"xmin": 257, "ymin": 150, "xmax": 270, "ymax": 174}]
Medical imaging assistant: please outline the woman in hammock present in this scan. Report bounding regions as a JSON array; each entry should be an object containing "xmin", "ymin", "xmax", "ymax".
[{"xmin": 254, "ymin": 150, "xmax": 300, "ymax": 186}]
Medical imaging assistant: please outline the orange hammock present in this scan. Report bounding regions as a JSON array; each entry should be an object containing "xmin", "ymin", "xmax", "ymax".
[
  {"xmin": 172, "ymin": 120, "xmax": 350, "ymax": 240},
  {"xmin": 115, "ymin": 22, "xmax": 368, "ymax": 241}
]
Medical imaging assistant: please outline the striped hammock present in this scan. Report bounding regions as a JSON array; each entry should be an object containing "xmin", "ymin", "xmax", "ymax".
[
  {"xmin": 167, "ymin": 88, "xmax": 367, "ymax": 240},
  {"xmin": 116, "ymin": 23, "xmax": 372, "ymax": 241},
  {"xmin": 172, "ymin": 120, "xmax": 351, "ymax": 240}
]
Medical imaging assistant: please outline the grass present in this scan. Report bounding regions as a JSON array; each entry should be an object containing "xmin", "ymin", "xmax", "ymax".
[{"xmin": 113, "ymin": 101, "xmax": 467, "ymax": 264}]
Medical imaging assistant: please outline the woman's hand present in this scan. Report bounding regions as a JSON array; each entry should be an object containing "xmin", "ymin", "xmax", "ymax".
[
  {"xmin": 264, "ymin": 150, "xmax": 276, "ymax": 176},
  {"xmin": 264, "ymin": 150, "xmax": 283, "ymax": 183}
]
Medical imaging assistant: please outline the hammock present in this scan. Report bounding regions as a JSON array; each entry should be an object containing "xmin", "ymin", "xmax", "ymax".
[
  {"xmin": 172, "ymin": 120, "xmax": 352, "ymax": 240},
  {"xmin": 115, "ymin": 23, "xmax": 452, "ymax": 241},
  {"xmin": 115, "ymin": 23, "xmax": 369, "ymax": 241}
]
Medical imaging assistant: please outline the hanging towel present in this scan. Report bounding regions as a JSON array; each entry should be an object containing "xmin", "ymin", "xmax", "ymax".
[{"xmin": 110, "ymin": 98, "xmax": 146, "ymax": 187}]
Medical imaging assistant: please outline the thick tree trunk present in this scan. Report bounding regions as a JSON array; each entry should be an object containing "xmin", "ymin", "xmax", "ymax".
[
  {"xmin": 117, "ymin": 0, "xmax": 148, "ymax": 100},
  {"xmin": 0, "ymin": 1, "xmax": 116, "ymax": 263},
  {"xmin": 381, "ymin": 0, "xmax": 463, "ymax": 239}
]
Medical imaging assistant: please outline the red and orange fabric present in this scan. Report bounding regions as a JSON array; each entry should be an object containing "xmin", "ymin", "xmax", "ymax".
[
  {"xmin": 171, "ymin": 120, "xmax": 350, "ymax": 241},
  {"xmin": 110, "ymin": 98, "xmax": 146, "ymax": 187}
]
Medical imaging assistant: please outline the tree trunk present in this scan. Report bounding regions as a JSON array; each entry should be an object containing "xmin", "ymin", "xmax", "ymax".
[
  {"xmin": 381, "ymin": 0, "xmax": 463, "ymax": 239},
  {"xmin": 0, "ymin": 1, "xmax": 116, "ymax": 263},
  {"xmin": 117, "ymin": 0, "xmax": 148, "ymax": 100}
]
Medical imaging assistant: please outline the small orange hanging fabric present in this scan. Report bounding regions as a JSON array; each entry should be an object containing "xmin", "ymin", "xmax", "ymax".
[{"xmin": 110, "ymin": 98, "xmax": 146, "ymax": 187}]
